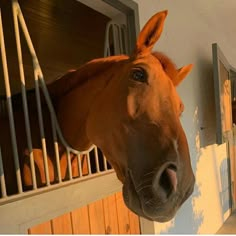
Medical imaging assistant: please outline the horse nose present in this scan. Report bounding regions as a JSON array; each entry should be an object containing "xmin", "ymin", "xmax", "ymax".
[{"xmin": 152, "ymin": 163, "xmax": 178, "ymax": 201}]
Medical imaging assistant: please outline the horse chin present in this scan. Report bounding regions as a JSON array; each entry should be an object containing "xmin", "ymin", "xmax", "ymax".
[{"xmin": 122, "ymin": 170, "xmax": 194, "ymax": 222}]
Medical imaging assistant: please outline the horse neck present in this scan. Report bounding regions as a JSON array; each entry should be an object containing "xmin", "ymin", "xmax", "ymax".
[{"xmin": 50, "ymin": 56, "xmax": 128, "ymax": 151}]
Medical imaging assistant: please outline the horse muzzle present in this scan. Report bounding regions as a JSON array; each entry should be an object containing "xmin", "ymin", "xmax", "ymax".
[{"xmin": 123, "ymin": 162, "xmax": 195, "ymax": 222}]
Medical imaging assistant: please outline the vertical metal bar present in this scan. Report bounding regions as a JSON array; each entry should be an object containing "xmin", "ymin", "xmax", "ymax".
[
  {"xmin": 51, "ymin": 119, "xmax": 62, "ymax": 183},
  {"xmin": 77, "ymin": 154, "xmax": 83, "ymax": 177},
  {"xmin": 94, "ymin": 147, "xmax": 100, "ymax": 173},
  {"xmin": 103, "ymin": 155, "xmax": 108, "ymax": 171},
  {"xmin": 104, "ymin": 21, "xmax": 112, "ymax": 57},
  {"xmin": 54, "ymin": 141, "xmax": 62, "ymax": 182},
  {"xmin": 87, "ymin": 152, "xmax": 92, "ymax": 175},
  {"xmin": 34, "ymin": 73, "xmax": 50, "ymax": 186},
  {"xmin": 112, "ymin": 23, "xmax": 119, "ymax": 55},
  {"xmin": 121, "ymin": 25, "xmax": 128, "ymax": 54},
  {"xmin": 66, "ymin": 148, "xmax": 72, "ymax": 180},
  {"xmin": 13, "ymin": 1, "xmax": 40, "ymax": 71},
  {"xmin": 118, "ymin": 25, "xmax": 124, "ymax": 54},
  {"xmin": 0, "ymin": 10, "xmax": 23, "ymax": 193},
  {"xmin": 0, "ymin": 147, "xmax": 7, "ymax": 198},
  {"xmin": 12, "ymin": 2, "xmax": 37, "ymax": 190}
]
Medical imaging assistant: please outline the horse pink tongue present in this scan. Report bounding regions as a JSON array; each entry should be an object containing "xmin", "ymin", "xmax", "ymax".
[{"xmin": 166, "ymin": 167, "xmax": 178, "ymax": 192}]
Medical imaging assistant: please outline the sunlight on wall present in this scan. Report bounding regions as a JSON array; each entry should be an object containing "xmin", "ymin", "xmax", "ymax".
[
  {"xmin": 193, "ymin": 144, "xmax": 230, "ymax": 234},
  {"xmin": 154, "ymin": 108, "xmax": 230, "ymax": 234},
  {"xmin": 154, "ymin": 143, "xmax": 230, "ymax": 234}
]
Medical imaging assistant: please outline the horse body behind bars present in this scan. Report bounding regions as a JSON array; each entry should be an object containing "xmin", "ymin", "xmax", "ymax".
[{"xmin": 0, "ymin": 11, "xmax": 195, "ymax": 222}]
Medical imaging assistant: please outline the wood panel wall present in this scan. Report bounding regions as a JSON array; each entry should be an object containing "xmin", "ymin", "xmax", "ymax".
[{"xmin": 28, "ymin": 192, "xmax": 140, "ymax": 234}]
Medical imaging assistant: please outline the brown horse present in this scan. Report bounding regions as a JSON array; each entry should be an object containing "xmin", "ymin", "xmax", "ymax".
[{"xmin": 0, "ymin": 10, "xmax": 195, "ymax": 222}]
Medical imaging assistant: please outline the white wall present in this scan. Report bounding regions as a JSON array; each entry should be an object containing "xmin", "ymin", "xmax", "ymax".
[{"xmin": 134, "ymin": 0, "xmax": 236, "ymax": 234}]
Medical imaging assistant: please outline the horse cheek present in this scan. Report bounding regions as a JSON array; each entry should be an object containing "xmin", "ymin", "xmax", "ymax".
[{"xmin": 127, "ymin": 94, "xmax": 140, "ymax": 119}]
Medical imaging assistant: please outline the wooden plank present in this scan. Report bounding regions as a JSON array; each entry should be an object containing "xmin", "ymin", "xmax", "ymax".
[
  {"xmin": 115, "ymin": 192, "xmax": 131, "ymax": 234},
  {"xmin": 51, "ymin": 213, "xmax": 72, "ymax": 234},
  {"xmin": 0, "ymin": 172, "xmax": 121, "ymax": 233},
  {"xmin": 103, "ymin": 194, "xmax": 119, "ymax": 234},
  {"xmin": 89, "ymin": 199, "xmax": 106, "ymax": 234},
  {"xmin": 71, "ymin": 206, "xmax": 90, "ymax": 234},
  {"xmin": 129, "ymin": 209, "xmax": 140, "ymax": 234},
  {"xmin": 28, "ymin": 221, "xmax": 52, "ymax": 234}
]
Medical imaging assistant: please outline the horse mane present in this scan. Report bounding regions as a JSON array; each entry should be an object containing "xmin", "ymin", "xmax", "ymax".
[
  {"xmin": 47, "ymin": 55, "xmax": 129, "ymax": 101},
  {"xmin": 152, "ymin": 52, "xmax": 179, "ymax": 83}
]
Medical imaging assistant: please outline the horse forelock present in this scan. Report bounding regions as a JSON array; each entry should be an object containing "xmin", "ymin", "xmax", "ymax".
[{"xmin": 152, "ymin": 52, "xmax": 179, "ymax": 83}]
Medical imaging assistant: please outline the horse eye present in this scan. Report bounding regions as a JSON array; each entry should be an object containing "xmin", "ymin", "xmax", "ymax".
[{"xmin": 131, "ymin": 68, "xmax": 147, "ymax": 83}]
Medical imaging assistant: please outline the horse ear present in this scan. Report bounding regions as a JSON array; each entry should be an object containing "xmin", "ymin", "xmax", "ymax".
[
  {"xmin": 134, "ymin": 10, "xmax": 168, "ymax": 56},
  {"xmin": 173, "ymin": 64, "xmax": 193, "ymax": 86}
]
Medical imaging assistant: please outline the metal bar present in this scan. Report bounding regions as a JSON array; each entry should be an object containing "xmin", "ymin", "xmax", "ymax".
[
  {"xmin": 103, "ymin": 155, "xmax": 108, "ymax": 171},
  {"xmin": 14, "ymin": 1, "xmax": 96, "ymax": 157},
  {"xmin": 34, "ymin": 73, "xmax": 50, "ymax": 186},
  {"xmin": 54, "ymin": 141, "xmax": 62, "ymax": 182},
  {"xmin": 112, "ymin": 23, "xmax": 119, "ymax": 55},
  {"xmin": 52, "ymin": 126, "xmax": 62, "ymax": 183},
  {"xmin": 0, "ymin": 10, "xmax": 23, "ymax": 193},
  {"xmin": 77, "ymin": 154, "xmax": 83, "ymax": 177},
  {"xmin": 66, "ymin": 148, "xmax": 72, "ymax": 180},
  {"xmin": 12, "ymin": 2, "xmax": 37, "ymax": 190},
  {"xmin": 0, "ymin": 147, "xmax": 7, "ymax": 198},
  {"xmin": 121, "ymin": 24, "xmax": 128, "ymax": 54},
  {"xmin": 39, "ymin": 74, "xmax": 96, "ymax": 156},
  {"xmin": 94, "ymin": 147, "xmax": 100, "ymax": 173},
  {"xmin": 117, "ymin": 25, "xmax": 124, "ymax": 54},
  {"xmin": 50, "ymin": 111, "xmax": 62, "ymax": 183},
  {"xmin": 104, "ymin": 21, "xmax": 113, "ymax": 57},
  {"xmin": 13, "ymin": 1, "xmax": 41, "ymax": 74},
  {"xmin": 87, "ymin": 152, "xmax": 92, "ymax": 175}
]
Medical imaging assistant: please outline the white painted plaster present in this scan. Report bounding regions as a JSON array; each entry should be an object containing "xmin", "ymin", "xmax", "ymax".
[{"xmin": 134, "ymin": 0, "xmax": 236, "ymax": 234}]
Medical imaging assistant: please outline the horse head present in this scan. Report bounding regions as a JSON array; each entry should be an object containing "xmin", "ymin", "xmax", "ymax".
[{"xmin": 86, "ymin": 10, "xmax": 195, "ymax": 222}]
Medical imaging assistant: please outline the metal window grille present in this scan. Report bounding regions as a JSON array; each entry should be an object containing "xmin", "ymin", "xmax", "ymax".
[{"xmin": 0, "ymin": 0, "xmax": 127, "ymax": 203}]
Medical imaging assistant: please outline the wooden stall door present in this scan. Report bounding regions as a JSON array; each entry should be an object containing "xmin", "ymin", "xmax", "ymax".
[{"xmin": 28, "ymin": 192, "xmax": 140, "ymax": 234}]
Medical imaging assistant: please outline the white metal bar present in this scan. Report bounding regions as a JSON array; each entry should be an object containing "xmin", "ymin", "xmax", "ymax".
[
  {"xmin": 34, "ymin": 73, "xmax": 50, "ymax": 186},
  {"xmin": 117, "ymin": 25, "xmax": 124, "ymax": 54},
  {"xmin": 103, "ymin": 155, "xmax": 108, "ymax": 171},
  {"xmin": 66, "ymin": 148, "xmax": 72, "ymax": 180},
  {"xmin": 0, "ymin": 147, "xmax": 7, "ymax": 198},
  {"xmin": 50, "ymin": 114, "xmax": 62, "ymax": 183},
  {"xmin": 77, "ymin": 154, "xmax": 83, "ymax": 177},
  {"xmin": 112, "ymin": 23, "xmax": 119, "ymax": 55},
  {"xmin": 0, "ymin": 10, "xmax": 23, "ymax": 193},
  {"xmin": 39, "ymin": 77, "xmax": 96, "ymax": 156},
  {"xmin": 12, "ymin": 2, "xmax": 37, "ymax": 190},
  {"xmin": 54, "ymin": 141, "xmax": 62, "ymax": 183},
  {"xmin": 94, "ymin": 147, "xmax": 100, "ymax": 173},
  {"xmin": 121, "ymin": 25, "xmax": 128, "ymax": 54},
  {"xmin": 104, "ymin": 21, "xmax": 113, "ymax": 57},
  {"xmin": 87, "ymin": 152, "xmax": 92, "ymax": 175}
]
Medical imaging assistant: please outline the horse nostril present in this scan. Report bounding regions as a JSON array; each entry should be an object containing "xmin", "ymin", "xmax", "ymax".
[{"xmin": 154, "ymin": 164, "xmax": 178, "ymax": 200}]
